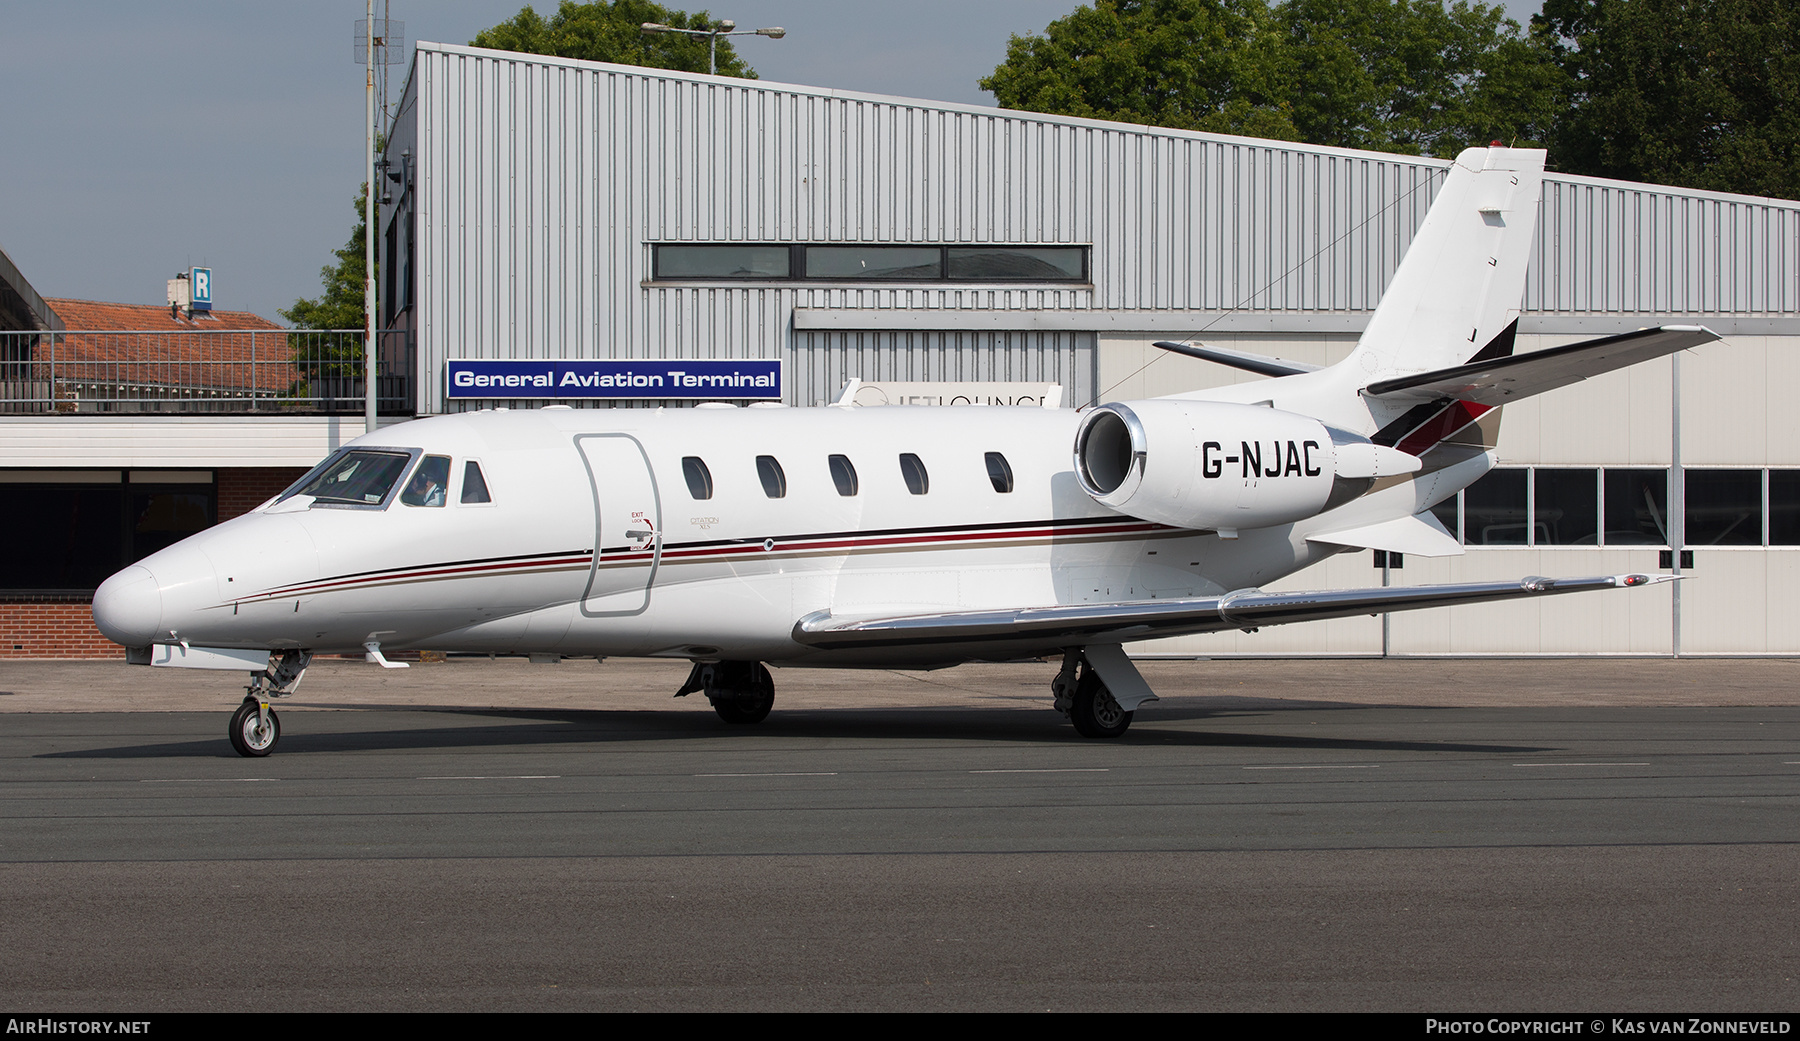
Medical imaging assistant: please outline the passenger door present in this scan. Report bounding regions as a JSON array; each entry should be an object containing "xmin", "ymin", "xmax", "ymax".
[{"xmin": 575, "ymin": 433, "xmax": 662, "ymax": 615}]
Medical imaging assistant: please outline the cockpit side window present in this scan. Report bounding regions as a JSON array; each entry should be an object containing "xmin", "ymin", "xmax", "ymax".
[
  {"xmin": 461, "ymin": 460, "xmax": 492, "ymax": 504},
  {"xmin": 289, "ymin": 450, "xmax": 414, "ymax": 507},
  {"xmin": 401, "ymin": 455, "xmax": 451, "ymax": 507}
]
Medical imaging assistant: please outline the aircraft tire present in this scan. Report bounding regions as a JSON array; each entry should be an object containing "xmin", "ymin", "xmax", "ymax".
[
  {"xmin": 710, "ymin": 662, "xmax": 775, "ymax": 725},
  {"xmin": 1069, "ymin": 667, "xmax": 1132, "ymax": 739},
  {"xmin": 228, "ymin": 700, "xmax": 280, "ymax": 757}
]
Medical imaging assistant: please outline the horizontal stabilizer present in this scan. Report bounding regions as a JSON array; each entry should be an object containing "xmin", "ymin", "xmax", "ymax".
[
  {"xmin": 1153, "ymin": 341, "xmax": 1321, "ymax": 378},
  {"xmin": 1306, "ymin": 513, "xmax": 1462, "ymax": 557},
  {"xmin": 1364, "ymin": 326, "xmax": 1719, "ymax": 405},
  {"xmin": 795, "ymin": 573, "xmax": 1671, "ymax": 652}
]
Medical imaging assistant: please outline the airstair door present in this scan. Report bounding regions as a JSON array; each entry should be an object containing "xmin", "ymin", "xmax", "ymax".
[{"xmin": 575, "ymin": 433, "xmax": 662, "ymax": 616}]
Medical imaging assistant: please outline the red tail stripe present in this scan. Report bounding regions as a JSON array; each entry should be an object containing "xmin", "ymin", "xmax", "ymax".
[{"xmin": 1395, "ymin": 400, "xmax": 1492, "ymax": 457}]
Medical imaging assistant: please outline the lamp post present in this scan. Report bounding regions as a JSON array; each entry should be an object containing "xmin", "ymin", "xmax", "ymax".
[{"xmin": 640, "ymin": 18, "xmax": 786, "ymax": 75}]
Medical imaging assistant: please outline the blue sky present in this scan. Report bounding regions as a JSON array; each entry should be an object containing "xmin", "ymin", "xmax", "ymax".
[{"xmin": 0, "ymin": 1, "xmax": 1541, "ymax": 324}]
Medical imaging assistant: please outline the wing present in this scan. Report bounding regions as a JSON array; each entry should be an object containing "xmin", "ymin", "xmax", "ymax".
[
  {"xmin": 794, "ymin": 573, "xmax": 1671, "ymax": 654},
  {"xmin": 1152, "ymin": 340, "xmax": 1322, "ymax": 377},
  {"xmin": 1363, "ymin": 326, "xmax": 1719, "ymax": 405}
]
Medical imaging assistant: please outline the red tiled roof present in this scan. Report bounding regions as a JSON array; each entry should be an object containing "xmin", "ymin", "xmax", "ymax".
[
  {"xmin": 46, "ymin": 298, "xmax": 284, "ymax": 332},
  {"xmin": 36, "ymin": 298, "xmax": 310, "ymax": 395}
]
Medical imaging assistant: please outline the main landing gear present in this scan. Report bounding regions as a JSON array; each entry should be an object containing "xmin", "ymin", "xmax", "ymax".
[
  {"xmin": 229, "ymin": 650, "xmax": 310, "ymax": 757},
  {"xmin": 676, "ymin": 660, "xmax": 776, "ymax": 725},
  {"xmin": 1051, "ymin": 648, "xmax": 1149, "ymax": 739}
]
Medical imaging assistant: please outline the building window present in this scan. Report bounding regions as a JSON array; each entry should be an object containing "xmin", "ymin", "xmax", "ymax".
[
  {"xmin": 682, "ymin": 457, "xmax": 713, "ymax": 500},
  {"xmin": 806, "ymin": 246, "xmax": 941, "ymax": 280},
  {"xmin": 1771, "ymin": 471, "xmax": 1800, "ymax": 546},
  {"xmin": 1685, "ymin": 469, "xmax": 1762, "ymax": 546},
  {"xmin": 828, "ymin": 455, "xmax": 858, "ymax": 497},
  {"xmin": 899, "ymin": 453, "xmax": 929, "ymax": 495},
  {"xmin": 1603, "ymin": 470, "xmax": 1669, "ymax": 545},
  {"xmin": 1462, "ymin": 468, "xmax": 1530, "ymax": 545},
  {"xmin": 756, "ymin": 455, "xmax": 786, "ymax": 499},
  {"xmin": 1534, "ymin": 469, "xmax": 1598, "ymax": 545},
  {"xmin": 0, "ymin": 470, "xmax": 215, "ymax": 592},
  {"xmin": 651, "ymin": 243, "xmax": 1089, "ymax": 283},
  {"xmin": 950, "ymin": 247, "xmax": 1086, "ymax": 281},
  {"xmin": 657, "ymin": 244, "xmax": 791, "ymax": 279}
]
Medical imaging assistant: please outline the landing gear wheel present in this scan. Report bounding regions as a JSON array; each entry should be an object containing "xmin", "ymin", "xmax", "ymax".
[
  {"xmin": 709, "ymin": 662, "xmax": 775, "ymax": 725},
  {"xmin": 229, "ymin": 700, "xmax": 280, "ymax": 757},
  {"xmin": 1069, "ymin": 666, "xmax": 1132, "ymax": 739}
]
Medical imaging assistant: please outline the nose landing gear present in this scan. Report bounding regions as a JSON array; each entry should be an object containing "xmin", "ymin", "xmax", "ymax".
[
  {"xmin": 229, "ymin": 698, "xmax": 280, "ymax": 757},
  {"xmin": 227, "ymin": 649, "xmax": 310, "ymax": 757}
]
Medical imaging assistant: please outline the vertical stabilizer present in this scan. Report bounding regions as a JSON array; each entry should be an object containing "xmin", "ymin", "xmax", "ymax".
[{"xmin": 1347, "ymin": 147, "xmax": 1545, "ymax": 387}]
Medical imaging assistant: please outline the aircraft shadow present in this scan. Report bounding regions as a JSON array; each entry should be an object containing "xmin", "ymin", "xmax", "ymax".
[{"xmin": 37, "ymin": 704, "xmax": 1554, "ymax": 758}]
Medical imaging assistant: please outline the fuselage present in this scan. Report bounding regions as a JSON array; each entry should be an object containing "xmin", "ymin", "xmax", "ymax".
[{"xmin": 93, "ymin": 403, "xmax": 1350, "ymax": 667}]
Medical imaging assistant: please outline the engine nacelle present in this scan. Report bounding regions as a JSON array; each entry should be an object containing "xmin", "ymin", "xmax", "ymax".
[{"xmin": 1072, "ymin": 400, "xmax": 1420, "ymax": 533}]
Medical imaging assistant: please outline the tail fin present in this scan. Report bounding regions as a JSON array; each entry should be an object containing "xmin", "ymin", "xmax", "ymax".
[{"xmin": 1347, "ymin": 147, "xmax": 1545, "ymax": 386}]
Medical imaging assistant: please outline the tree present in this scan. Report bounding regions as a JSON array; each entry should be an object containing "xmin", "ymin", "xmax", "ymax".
[
  {"xmin": 981, "ymin": 0, "xmax": 1562, "ymax": 158},
  {"xmin": 979, "ymin": 0, "xmax": 1300, "ymax": 141},
  {"xmin": 1277, "ymin": 0, "xmax": 1561, "ymax": 155},
  {"xmin": 1535, "ymin": 0, "xmax": 1799, "ymax": 198},
  {"xmin": 473, "ymin": 0, "xmax": 757, "ymax": 77},
  {"xmin": 281, "ymin": 191, "xmax": 368, "ymax": 383}
]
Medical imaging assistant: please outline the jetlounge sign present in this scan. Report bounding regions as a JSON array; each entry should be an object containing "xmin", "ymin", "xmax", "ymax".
[{"xmin": 447, "ymin": 359, "xmax": 782, "ymax": 400}]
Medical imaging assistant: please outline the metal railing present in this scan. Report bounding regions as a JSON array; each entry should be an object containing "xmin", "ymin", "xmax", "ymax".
[{"xmin": 0, "ymin": 329, "xmax": 414, "ymax": 414}]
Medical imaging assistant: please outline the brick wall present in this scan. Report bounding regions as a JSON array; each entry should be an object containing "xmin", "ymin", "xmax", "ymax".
[
  {"xmin": 3, "ymin": 466, "xmax": 311, "ymax": 658},
  {"xmin": 1, "ymin": 601, "xmax": 119, "ymax": 659},
  {"xmin": 219, "ymin": 467, "xmax": 310, "ymax": 522}
]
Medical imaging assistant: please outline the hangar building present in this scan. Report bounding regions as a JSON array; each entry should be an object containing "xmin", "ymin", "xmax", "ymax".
[{"xmin": 369, "ymin": 42, "xmax": 1798, "ymax": 657}]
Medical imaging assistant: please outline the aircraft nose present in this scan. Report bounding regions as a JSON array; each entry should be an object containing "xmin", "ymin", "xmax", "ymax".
[{"xmin": 92, "ymin": 565, "xmax": 163, "ymax": 647}]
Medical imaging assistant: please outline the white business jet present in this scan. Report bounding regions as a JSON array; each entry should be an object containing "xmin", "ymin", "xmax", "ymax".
[{"xmin": 93, "ymin": 146, "xmax": 1713, "ymax": 756}]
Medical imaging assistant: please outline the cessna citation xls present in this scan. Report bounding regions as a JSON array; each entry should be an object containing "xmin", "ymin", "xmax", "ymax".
[{"xmin": 93, "ymin": 146, "xmax": 1714, "ymax": 756}]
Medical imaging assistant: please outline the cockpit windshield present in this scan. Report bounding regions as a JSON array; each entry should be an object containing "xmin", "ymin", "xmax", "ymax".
[{"xmin": 287, "ymin": 450, "xmax": 414, "ymax": 506}]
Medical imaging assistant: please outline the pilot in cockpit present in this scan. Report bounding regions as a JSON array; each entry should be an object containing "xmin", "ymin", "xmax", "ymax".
[{"xmin": 401, "ymin": 455, "xmax": 451, "ymax": 508}]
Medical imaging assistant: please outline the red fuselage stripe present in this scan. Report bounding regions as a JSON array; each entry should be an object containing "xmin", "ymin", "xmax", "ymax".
[{"xmin": 237, "ymin": 519, "xmax": 1166, "ymax": 602}]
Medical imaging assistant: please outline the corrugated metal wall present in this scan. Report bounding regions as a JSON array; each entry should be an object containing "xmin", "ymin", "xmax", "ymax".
[
  {"xmin": 404, "ymin": 44, "xmax": 1799, "ymax": 414},
  {"xmin": 789, "ymin": 330, "xmax": 1095, "ymax": 408}
]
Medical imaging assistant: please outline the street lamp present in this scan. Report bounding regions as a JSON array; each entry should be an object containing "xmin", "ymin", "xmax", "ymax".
[{"xmin": 641, "ymin": 18, "xmax": 786, "ymax": 76}]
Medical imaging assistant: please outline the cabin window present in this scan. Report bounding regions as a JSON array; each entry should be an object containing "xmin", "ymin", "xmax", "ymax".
[
  {"xmin": 899, "ymin": 453, "xmax": 929, "ymax": 495},
  {"xmin": 829, "ymin": 454, "xmax": 858, "ymax": 497},
  {"xmin": 756, "ymin": 455, "xmax": 787, "ymax": 499},
  {"xmin": 401, "ymin": 456, "xmax": 451, "ymax": 508},
  {"xmin": 683, "ymin": 456, "xmax": 714, "ymax": 500},
  {"xmin": 291, "ymin": 449, "xmax": 412, "ymax": 507},
  {"xmin": 985, "ymin": 452, "xmax": 1014, "ymax": 493},
  {"xmin": 460, "ymin": 461, "xmax": 492, "ymax": 504}
]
